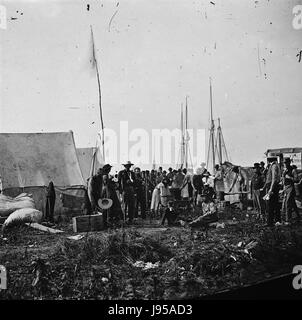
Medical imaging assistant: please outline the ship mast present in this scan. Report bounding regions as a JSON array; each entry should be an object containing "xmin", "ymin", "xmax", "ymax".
[{"xmin": 207, "ymin": 78, "xmax": 216, "ymax": 174}]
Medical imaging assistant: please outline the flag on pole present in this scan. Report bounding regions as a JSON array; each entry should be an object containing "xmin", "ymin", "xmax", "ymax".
[{"xmin": 89, "ymin": 25, "xmax": 105, "ymax": 163}]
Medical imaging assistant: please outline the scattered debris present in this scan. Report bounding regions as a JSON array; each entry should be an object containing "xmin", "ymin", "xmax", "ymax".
[
  {"xmin": 25, "ymin": 223, "xmax": 64, "ymax": 234},
  {"xmin": 67, "ymin": 234, "xmax": 84, "ymax": 241},
  {"xmin": 2, "ymin": 208, "xmax": 43, "ymax": 231},
  {"xmin": 245, "ymin": 240, "xmax": 258, "ymax": 250},
  {"xmin": 0, "ymin": 193, "xmax": 35, "ymax": 217},
  {"xmin": 1, "ymin": 214, "xmax": 302, "ymax": 299},
  {"xmin": 237, "ymin": 241, "xmax": 244, "ymax": 247},
  {"xmin": 133, "ymin": 261, "xmax": 160, "ymax": 270}
]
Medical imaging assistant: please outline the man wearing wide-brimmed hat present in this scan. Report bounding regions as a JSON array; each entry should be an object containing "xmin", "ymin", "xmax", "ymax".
[
  {"xmin": 118, "ymin": 161, "xmax": 136, "ymax": 223},
  {"xmin": 133, "ymin": 167, "xmax": 146, "ymax": 219}
]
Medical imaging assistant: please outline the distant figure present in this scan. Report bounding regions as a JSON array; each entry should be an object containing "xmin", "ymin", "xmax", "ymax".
[
  {"xmin": 192, "ymin": 167, "xmax": 204, "ymax": 205},
  {"xmin": 161, "ymin": 201, "xmax": 178, "ymax": 226},
  {"xmin": 251, "ymin": 163, "xmax": 265, "ymax": 219},
  {"xmin": 150, "ymin": 170, "xmax": 157, "ymax": 189},
  {"xmin": 133, "ymin": 167, "xmax": 146, "ymax": 219},
  {"xmin": 101, "ymin": 164, "xmax": 123, "ymax": 225},
  {"xmin": 282, "ymin": 158, "xmax": 300, "ymax": 224},
  {"xmin": 214, "ymin": 164, "xmax": 224, "ymax": 201},
  {"xmin": 144, "ymin": 170, "xmax": 152, "ymax": 207},
  {"xmin": 180, "ymin": 168, "xmax": 191, "ymax": 199},
  {"xmin": 150, "ymin": 178, "xmax": 170, "ymax": 215},
  {"xmin": 228, "ymin": 166, "xmax": 247, "ymax": 207},
  {"xmin": 172, "ymin": 169, "xmax": 185, "ymax": 200},
  {"xmin": 0, "ymin": 175, "xmax": 3, "ymax": 194},
  {"xmin": 228, "ymin": 166, "xmax": 245, "ymax": 193},
  {"xmin": 118, "ymin": 161, "xmax": 136, "ymax": 223},
  {"xmin": 156, "ymin": 169, "xmax": 163, "ymax": 184},
  {"xmin": 158, "ymin": 178, "xmax": 171, "ymax": 208},
  {"xmin": 189, "ymin": 189, "xmax": 218, "ymax": 229},
  {"xmin": 262, "ymin": 156, "xmax": 281, "ymax": 226},
  {"xmin": 45, "ymin": 181, "xmax": 56, "ymax": 223},
  {"xmin": 167, "ymin": 167, "xmax": 174, "ymax": 186}
]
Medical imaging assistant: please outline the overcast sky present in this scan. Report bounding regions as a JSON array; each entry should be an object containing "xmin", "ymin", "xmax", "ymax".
[{"xmin": 0, "ymin": 0, "xmax": 301, "ymax": 170}]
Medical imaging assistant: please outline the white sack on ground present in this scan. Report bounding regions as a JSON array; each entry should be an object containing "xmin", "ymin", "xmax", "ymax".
[
  {"xmin": 0, "ymin": 193, "xmax": 35, "ymax": 217},
  {"xmin": 2, "ymin": 208, "xmax": 43, "ymax": 229}
]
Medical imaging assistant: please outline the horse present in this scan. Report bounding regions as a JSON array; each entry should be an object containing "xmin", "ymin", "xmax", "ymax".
[{"xmin": 220, "ymin": 161, "xmax": 253, "ymax": 205}]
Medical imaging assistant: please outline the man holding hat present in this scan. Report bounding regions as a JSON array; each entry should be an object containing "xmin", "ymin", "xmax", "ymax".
[
  {"xmin": 118, "ymin": 161, "xmax": 136, "ymax": 223},
  {"xmin": 87, "ymin": 167, "xmax": 103, "ymax": 213},
  {"xmin": 100, "ymin": 164, "xmax": 123, "ymax": 226}
]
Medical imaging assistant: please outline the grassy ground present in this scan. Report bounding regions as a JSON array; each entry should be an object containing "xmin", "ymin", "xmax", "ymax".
[{"xmin": 1, "ymin": 207, "xmax": 302, "ymax": 300}]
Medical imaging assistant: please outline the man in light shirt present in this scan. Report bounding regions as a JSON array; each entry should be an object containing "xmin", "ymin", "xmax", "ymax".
[{"xmin": 262, "ymin": 156, "xmax": 281, "ymax": 226}]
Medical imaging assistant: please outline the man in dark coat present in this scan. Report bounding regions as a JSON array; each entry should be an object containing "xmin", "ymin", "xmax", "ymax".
[
  {"xmin": 262, "ymin": 157, "xmax": 281, "ymax": 226},
  {"xmin": 282, "ymin": 158, "xmax": 300, "ymax": 224},
  {"xmin": 118, "ymin": 161, "xmax": 136, "ymax": 223},
  {"xmin": 87, "ymin": 167, "xmax": 103, "ymax": 213},
  {"xmin": 101, "ymin": 164, "xmax": 123, "ymax": 225},
  {"xmin": 133, "ymin": 167, "xmax": 146, "ymax": 219},
  {"xmin": 251, "ymin": 163, "xmax": 265, "ymax": 219}
]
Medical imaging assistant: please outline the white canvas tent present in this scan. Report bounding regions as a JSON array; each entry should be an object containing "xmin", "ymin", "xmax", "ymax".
[
  {"xmin": 76, "ymin": 147, "xmax": 103, "ymax": 182},
  {"xmin": 0, "ymin": 131, "xmax": 86, "ymax": 216}
]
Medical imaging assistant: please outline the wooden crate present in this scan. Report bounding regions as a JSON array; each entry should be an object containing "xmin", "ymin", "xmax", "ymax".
[{"xmin": 72, "ymin": 213, "xmax": 105, "ymax": 233}]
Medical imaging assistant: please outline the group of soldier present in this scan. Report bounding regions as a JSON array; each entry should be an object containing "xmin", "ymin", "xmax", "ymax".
[
  {"xmin": 85, "ymin": 161, "xmax": 216, "ymax": 226},
  {"xmin": 251, "ymin": 156, "xmax": 301, "ymax": 226},
  {"xmin": 84, "ymin": 156, "xmax": 302, "ymax": 228}
]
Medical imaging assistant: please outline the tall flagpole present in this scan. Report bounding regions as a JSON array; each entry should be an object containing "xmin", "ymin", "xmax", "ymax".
[{"xmin": 90, "ymin": 25, "xmax": 105, "ymax": 163}]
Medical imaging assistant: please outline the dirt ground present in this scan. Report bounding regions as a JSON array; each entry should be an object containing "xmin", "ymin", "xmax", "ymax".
[{"xmin": 1, "ymin": 206, "xmax": 302, "ymax": 300}]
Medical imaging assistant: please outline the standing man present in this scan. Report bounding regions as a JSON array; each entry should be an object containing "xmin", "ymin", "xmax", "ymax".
[
  {"xmin": 214, "ymin": 164, "xmax": 224, "ymax": 201},
  {"xmin": 150, "ymin": 170, "xmax": 157, "ymax": 190},
  {"xmin": 167, "ymin": 167, "xmax": 174, "ymax": 186},
  {"xmin": 156, "ymin": 167, "xmax": 163, "ymax": 184},
  {"xmin": 262, "ymin": 156, "xmax": 281, "ymax": 226},
  {"xmin": 133, "ymin": 167, "xmax": 146, "ymax": 219},
  {"xmin": 260, "ymin": 161, "xmax": 266, "ymax": 175},
  {"xmin": 192, "ymin": 167, "xmax": 204, "ymax": 206},
  {"xmin": 282, "ymin": 158, "xmax": 300, "ymax": 224},
  {"xmin": 180, "ymin": 168, "xmax": 191, "ymax": 200},
  {"xmin": 101, "ymin": 164, "xmax": 123, "ymax": 225},
  {"xmin": 144, "ymin": 170, "xmax": 152, "ymax": 208},
  {"xmin": 118, "ymin": 161, "xmax": 136, "ymax": 224},
  {"xmin": 172, "ymin": 169, "xmax": 185, "ymax": 200},
  {"xmin": 251, "ymin": 163, "xmax": 265, "ymax": 220},
  {"xmin": 87, "ymin": 167, "xmax": 103, "ymax": 213}
]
